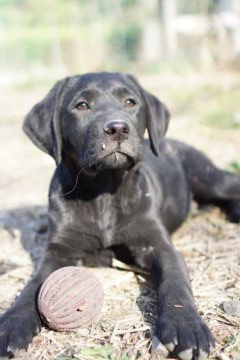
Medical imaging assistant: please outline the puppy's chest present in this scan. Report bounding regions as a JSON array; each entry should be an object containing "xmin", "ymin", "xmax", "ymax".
[{"xmin": 94, "ymin": 195, "xmax": 118, "ymax": 247}]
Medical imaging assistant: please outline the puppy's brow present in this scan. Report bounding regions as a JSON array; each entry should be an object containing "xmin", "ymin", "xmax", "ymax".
[
  {"xmin": 77, "ymin": 89, "xmax": 100, "ymax": 99},
  {"xmin": 70, "ymin": 89, "xmax": 100, "ymax": 107},
  {"xmin": 112, "ymin": 86, "xmax": 134, "ymax": 97}
]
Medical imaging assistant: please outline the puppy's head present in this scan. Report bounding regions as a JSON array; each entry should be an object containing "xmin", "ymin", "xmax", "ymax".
[{"xmin": 23, "ymin": 72, "xmax": 170, "ymax": 175}]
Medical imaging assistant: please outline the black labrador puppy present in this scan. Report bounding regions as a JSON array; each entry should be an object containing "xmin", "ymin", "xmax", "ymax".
[{"xmin": 0, "ymin": 72, "xmax": 239, "ymax": 360}]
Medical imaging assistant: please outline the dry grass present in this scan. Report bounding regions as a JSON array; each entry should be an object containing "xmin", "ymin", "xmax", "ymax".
[{"xmin": 0, "ymin": 206, "xmax": 239, "ymax": 360}]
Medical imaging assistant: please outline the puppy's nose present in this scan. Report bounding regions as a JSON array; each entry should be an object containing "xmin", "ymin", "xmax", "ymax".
[{"xmin": 104, "ymin": 120, "xmax": 129, "ymax": 141}]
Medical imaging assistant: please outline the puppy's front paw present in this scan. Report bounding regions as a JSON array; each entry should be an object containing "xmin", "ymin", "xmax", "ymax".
[
  {"xmin": 0, "ymin": 308, "xmax": 41, "ymax": 358},
  {"xmin": 153, "ymin": 307, "xmax": 214, "ymax": 360}
]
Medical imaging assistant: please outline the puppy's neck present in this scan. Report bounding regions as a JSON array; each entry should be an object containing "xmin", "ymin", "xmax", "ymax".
[{"xmin": 60, "ymin": 162, "xmax": 130, "ymax": 199}]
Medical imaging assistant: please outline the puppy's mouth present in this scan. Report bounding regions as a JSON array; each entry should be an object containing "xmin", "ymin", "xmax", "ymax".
[{"xmin": 85, "ymin": 151, "xmax": 135, "ymax": 175}]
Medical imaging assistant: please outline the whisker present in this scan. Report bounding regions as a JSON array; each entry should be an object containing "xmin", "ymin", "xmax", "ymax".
[
  {"xmin": 48, "ymin": 159, "xmax": 101, "ymax": 199},
  {"xmin": 49, "ymin": 166, "xmax": 86, "ymax": 199}
]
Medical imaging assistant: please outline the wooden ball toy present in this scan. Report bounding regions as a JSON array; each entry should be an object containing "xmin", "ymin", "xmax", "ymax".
[{"xmin": 37, "ymin": 266, "xmax": 104, "ymax": 331}]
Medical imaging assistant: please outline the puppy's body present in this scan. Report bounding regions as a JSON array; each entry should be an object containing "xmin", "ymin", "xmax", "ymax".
[
  {"xmin": 0, "ymin": 72, "xmax": 239, "ymax": 360},
  {"xmin": 50, "ymin": 139, "xmax": 189, "ymax": 250}
]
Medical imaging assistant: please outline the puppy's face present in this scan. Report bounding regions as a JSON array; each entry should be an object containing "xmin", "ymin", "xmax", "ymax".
[
  {"xmin": 60, "ymin": 73, "xmax": 146, "ymax": 175},
  {"xmin": 23, "ymin": 72, "xmax": 170, "ymax": 175}
]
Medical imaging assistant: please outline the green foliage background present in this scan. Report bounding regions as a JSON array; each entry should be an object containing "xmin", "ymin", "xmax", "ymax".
[
  {"xmin": 0, "ymin": 0, "xmax": 144, "ymax": 71},
  {"xmin": 0, "ymin": 0, "xmax": 229, "ymax": 73}
]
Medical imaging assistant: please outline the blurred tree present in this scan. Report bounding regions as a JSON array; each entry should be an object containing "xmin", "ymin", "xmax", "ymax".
[
  {"xmin": 140, "ymin": 0, "xmax": 161, "ymax": 63},
  {"xmin": 161, "ymin": 0, "xmax": 177, "ymax": 59}
]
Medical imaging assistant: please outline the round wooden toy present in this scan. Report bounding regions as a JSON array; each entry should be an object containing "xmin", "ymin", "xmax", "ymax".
[{"xmin": 37, "ymin": 266, "xmax": 104, "ymax": 331}]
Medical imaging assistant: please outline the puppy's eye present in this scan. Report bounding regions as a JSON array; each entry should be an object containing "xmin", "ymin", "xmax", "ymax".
[
  {"xmin": 76, "ymin": 101, "xmax": 90, "ymax": 110},
  {"xmin": 125, "ymin": 98, "xmax": 136, "ymax": 107}
]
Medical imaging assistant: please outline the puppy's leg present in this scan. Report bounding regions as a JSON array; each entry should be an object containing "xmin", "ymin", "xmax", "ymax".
[
  {"xmin": 175, "ymin": 142, "xmax": 240, "ymax": 222},
  {"xmin": 216, "ymin": 198, "xmax": 240, "ymax": 223},
  {"xmin": 0, "ymin": 243, "xmax": 75, "ymax": 358},
  {"xmin": 131, "ymin": 227, "xmax": 214, "ymax": 360}
]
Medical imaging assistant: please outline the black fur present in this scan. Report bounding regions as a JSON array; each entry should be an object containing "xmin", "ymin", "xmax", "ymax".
[{"xmin": 0, "ymin": 72, "xmax": 239, "ymax": 359}]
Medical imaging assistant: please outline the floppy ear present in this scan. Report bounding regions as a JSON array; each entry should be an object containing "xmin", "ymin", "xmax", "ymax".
[
  {"xmin": 23, "ymin": 78, "xmax": 68, "ymax": 164},
  {"xmin": 127, "ymin": 74, "xmax": 170, "ymax": 156},
  {"xmin": 143, "ymin": 90, "xmax": 170, "ymax": 156}
]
